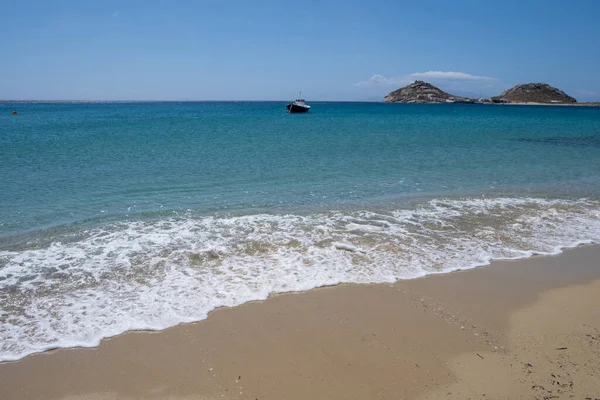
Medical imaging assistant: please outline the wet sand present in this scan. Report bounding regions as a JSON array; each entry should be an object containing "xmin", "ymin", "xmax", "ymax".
[{"xmin": 1, "ymin": 245, "xmax": 599, "ymax": 399}]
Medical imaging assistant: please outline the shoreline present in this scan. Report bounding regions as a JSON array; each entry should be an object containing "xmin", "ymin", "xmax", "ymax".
[
  {"xmin": 1, "ymin": 236, "xmax": 596, "ymax": 364},
  {"xmin": 491, "ymin": 101, "xmax": 600, "ymax": 107},
  {"xmin": 1, "ymin": 244, "xmax": 599, "ymax": 399}
]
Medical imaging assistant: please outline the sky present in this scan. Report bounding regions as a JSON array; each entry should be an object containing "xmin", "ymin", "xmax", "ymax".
[{"xmin": 1, "ymin": 0, "xmax": 600, "ymax": 101}]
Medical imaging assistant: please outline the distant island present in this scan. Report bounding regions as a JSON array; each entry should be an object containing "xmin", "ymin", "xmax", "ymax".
[
  {"xmin": 382, "ymin": 81, "xmax": 475, "ymax": 104},
  {"xmin": 491, "ymin": 83, "xmax": 576, "ymax": 104},
  {"xmin": 382, "ymin": 81, "xmax": 599, "ymax": 106}
]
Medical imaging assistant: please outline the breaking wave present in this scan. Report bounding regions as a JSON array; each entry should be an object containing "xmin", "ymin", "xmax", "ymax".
[{"xmin": 1, "ymin": 197, "xmax": 600, "ymax": 361}]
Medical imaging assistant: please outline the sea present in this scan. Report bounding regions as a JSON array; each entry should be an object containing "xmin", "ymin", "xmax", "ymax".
[{"xmin": 1, "ymin": 101, "xmax": 600, "ymax": 361}]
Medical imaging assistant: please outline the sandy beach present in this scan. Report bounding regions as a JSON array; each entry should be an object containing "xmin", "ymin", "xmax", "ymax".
[{"xmin": 1, "ymin": 245, "xmax": 599, "ymax": 400}]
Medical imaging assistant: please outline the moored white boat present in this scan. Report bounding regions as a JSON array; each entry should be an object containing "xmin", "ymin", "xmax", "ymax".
[{"xmin": 286, "ymin": 92, "xmax": 310, "ymax": 113}]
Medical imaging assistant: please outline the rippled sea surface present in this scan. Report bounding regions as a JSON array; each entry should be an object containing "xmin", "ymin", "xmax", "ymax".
[{"xmin": 1, "ymin": 101, "xmax": 600, "ymax": 361}]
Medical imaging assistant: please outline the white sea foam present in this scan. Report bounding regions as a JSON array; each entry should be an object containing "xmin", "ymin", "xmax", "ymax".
[{"xmin": 1, "ymin": 197, "xmax": 600, "ymax": 361}]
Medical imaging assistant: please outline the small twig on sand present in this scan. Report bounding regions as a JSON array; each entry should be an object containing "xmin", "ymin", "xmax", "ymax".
[{"xmin": 476, "ymin": 353, "xmax": 484, "ymax": 360}]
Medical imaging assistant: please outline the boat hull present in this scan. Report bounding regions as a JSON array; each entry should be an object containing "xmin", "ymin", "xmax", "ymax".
[{"xmin": 286, "ymin": 103, "xmax": 310, "ymax": 113}]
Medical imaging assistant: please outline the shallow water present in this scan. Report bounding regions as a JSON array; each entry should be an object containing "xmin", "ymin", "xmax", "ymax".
[{"xmin": 1, "ymin": 101, "xmax": 600, "ymax": 361}]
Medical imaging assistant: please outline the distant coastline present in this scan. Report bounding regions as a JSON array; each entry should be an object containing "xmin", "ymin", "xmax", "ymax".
[
  {"xmin": 382, "ymin": 81, "xmax": 600, "ymax": 106},
  {"xmin": 490, "ymin": 101, "xmax": 600, "ymax": 107},
  {"xmin": 2, "ymin": 99, "xmax": 599, "ymax": 106}
]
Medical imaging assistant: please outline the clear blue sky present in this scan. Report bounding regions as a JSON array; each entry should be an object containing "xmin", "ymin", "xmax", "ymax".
[{"xmin": 1, "ymin": 0, "xmax": 599, "ymax": 101}]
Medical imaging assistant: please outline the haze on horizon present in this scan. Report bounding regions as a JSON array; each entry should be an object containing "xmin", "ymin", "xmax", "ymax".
[{"xmin": 1, "ymin": 0, "xmax": 599, "ymax": 102}]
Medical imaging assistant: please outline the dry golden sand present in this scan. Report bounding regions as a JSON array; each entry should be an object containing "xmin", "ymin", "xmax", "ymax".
[{"xmin": 0, "ymin": 246, "xmax": 599, "ymax": 400}]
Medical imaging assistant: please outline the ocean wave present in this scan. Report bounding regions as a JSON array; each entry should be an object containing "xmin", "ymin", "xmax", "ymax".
[{"xmin": 1, "ymin": 197, "xmax": 600, "ymax": 361}]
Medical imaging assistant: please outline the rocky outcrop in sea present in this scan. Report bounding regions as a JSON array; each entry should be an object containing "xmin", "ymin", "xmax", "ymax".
[
  {"xmin": 491, "ymin": 83, "xmax": 577, "ymax": 104},
  {"xmin": 382, "ymin": 81, "xmax": 473, "ymax": 103}
]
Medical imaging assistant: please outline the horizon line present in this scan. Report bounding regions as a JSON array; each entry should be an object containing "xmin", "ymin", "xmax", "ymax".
[{"xmin": 0, "ymin": 99, "xmax": 381, "ymax": 103}]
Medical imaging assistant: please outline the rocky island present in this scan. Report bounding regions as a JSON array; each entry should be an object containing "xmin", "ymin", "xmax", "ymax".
[
  {"xmin": 491, "ymin": 83, "xmax": 577, "ymax": 104},
  {"xmin": 382, "ymin": 81, "xmax": 473, "ymax": 104},
  {"xmin": 383, "ymin": 81, "xmax": 599, "ymax": 106}
]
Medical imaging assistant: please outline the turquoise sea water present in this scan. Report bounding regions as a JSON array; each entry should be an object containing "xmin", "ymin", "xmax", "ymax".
[{"xmin": 1, "ymin": 101, "xmax": 600, "ymax": 361}]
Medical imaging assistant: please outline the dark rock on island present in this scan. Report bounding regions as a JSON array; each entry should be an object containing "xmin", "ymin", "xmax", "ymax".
[
  {"xmin": 382, "ymin": 81, "xmax": 474, "ymax": 104},
  {"xmin": 491, "ymin": 83, "xmax": 577, "ymax": 104}
]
